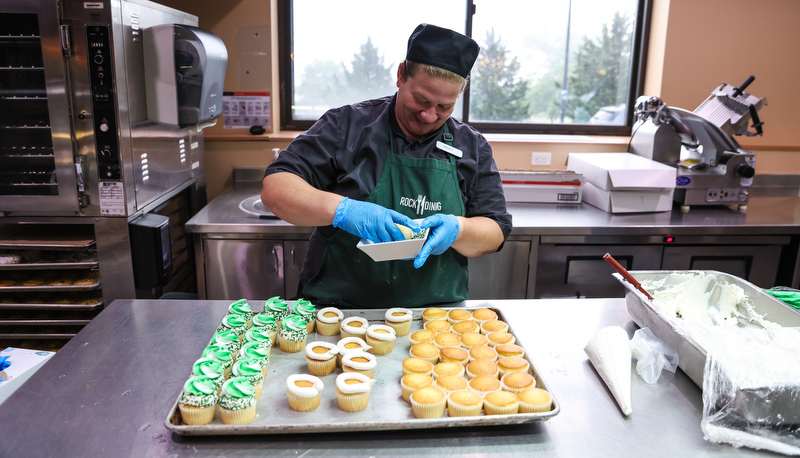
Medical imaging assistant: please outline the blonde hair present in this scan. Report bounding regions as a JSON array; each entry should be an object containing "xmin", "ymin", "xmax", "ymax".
[{"xmin": 402, "ymin": 60, "xmax": 469, "ymax": 93}]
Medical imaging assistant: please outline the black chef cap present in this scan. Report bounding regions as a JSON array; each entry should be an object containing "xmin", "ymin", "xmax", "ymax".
[{"xmin": 406, "ymin": 24, "xmax": 480, "ymax": 78}]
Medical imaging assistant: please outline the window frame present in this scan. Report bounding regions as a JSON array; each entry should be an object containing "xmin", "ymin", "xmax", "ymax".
[{"xmin": 278, "ymin": 0, "xmax": 652, "ymax": 136}]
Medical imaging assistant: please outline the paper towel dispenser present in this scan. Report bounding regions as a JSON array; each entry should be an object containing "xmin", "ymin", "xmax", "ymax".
[{"xmin": 143, "ymin": 24, "xmax": 228, "ymax": 127}]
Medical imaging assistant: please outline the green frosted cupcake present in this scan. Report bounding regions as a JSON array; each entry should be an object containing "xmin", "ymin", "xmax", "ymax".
[
  {"xmin": 227, "ymin": 299, "xmax": 254, "ymax": 326},
  {"xmin": 202, "ymin": 344, "xmax": 233, "ymax": 378},
  {"xmin": 191, "ymin": 357, "xmax": 225, "ymax": 390},
  {"xmin": 178, "ymin": 375, "xmax": 219, "ymax": 425},
  {"xmin": 244, "ymin": 327, "xmax": 273, "ymax": 349},
  {"xmin": 232, "ymin": 357, "xmax": 266, "ymax": 398},
  {"xmin": 263, "ymin": 296, "xmax": 289, "ymax": 323},
  {"xmin": 292, "ymin": 298, "xmax": 317, "ymax": 333},
  {"xmin": 278, "ymin": 314, "xmax": 308, "ymax": 353},
  {"xmin": 251, "ymin": 313, "xmax": 278, "ymax": 342},
  {"xmin": 210, "ymin": 329, "xmax": 242, "ymax": 355},
  {"xmin": 237, "ymin": 340, "xmax": 271, "ymax": 376},
  {"xmin": 216, "ymin": 314, "xmax": 247, "ymax": 339},
  {"xmin": 219, "ymin": 377, "xmax": 257, "ymax": 425}
]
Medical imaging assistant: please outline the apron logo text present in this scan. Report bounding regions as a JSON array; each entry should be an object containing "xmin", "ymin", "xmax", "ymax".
[{"xmin": 399, "ymin": 195, "xmax": 442, "ymax": 216}]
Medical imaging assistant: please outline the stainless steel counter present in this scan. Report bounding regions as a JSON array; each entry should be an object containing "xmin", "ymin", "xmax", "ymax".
[{"xmin": 0, "ymin": 298, "xmax": 771, "ymax": 457}]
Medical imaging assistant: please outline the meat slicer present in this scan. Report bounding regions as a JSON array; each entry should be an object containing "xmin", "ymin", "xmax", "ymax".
[{"xmin": 629, "ymin": 76, "xmax": 766, "ymax": 211}]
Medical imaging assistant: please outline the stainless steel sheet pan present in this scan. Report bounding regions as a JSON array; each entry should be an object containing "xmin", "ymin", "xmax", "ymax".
[{"xmin": 165, "ymin": 307, "xmax": 560, "ymax": 435}]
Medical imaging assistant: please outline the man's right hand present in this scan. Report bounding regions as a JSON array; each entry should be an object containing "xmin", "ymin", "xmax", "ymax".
[{"xmin": 332, "ymin": 197, "xmax": 420, "ymax": 243}]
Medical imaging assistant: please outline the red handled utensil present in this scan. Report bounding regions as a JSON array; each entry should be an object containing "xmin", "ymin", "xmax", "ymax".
[{"xmin": 603, "ymin": 253, "xmax": 654, "ymax": 301}]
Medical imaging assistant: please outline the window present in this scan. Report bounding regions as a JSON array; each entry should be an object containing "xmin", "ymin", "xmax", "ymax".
[{"xmin": 278, "ymin": 0, "xmax": 650, "ymax": 135}]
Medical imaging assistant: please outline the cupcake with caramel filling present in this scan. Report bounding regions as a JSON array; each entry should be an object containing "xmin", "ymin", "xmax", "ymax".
[
  {"xmin": 466, "ymin": 358, "xmax": 499, "ymax": 380},
  {"xmin": 447, "ymin": 389, "xmax": 483, "ymax": 417},
  {"xmin": 340, "ymin": 316, "xmax": 368, "ymax": 339},
  {"xmin": 480, "ymin": 319, "xmax": 509, "ymax": 335},
  {"xmin": 219, "ymin": 377, "xmax": 257, "ymax": 424},
  {"xmin": 384, "ymin": 307, "xmax": 413, "ymax": 336},
  {"xmin": 410, "ymin": 386, "xmax": 447, "ymax": 419},
  {"xmin": 341, "ymin": 351, "xmax": 377, "ymax": 379},
  {"xmin": 335, "ymin": 372, "xmax": 375, "ymax": 412},
  {"xmin": 501, "ymin": 371, "xmax": 536, "ymax": 394},
  {"xmin": 409, "ymin": 329, "xmax": 436, "ymax": 346},
  {"xmin": 483, "ymin": 390, "xmax": 520, "ymax": 415},
  {"xmin": 401, "ymin": 373, "xmax": 434, "ymax": 403},
  {"xmin": 422, "ymin": 307, "xmax": 447, "ymax": 323},
  {"xmin": 409, "ymin": 342, "xmax": 439, "ymax": 365},
  {"xmin": 305, "ymin": 341, "xmax": 339, "ymax": 376},
  {"xmin": 178, "ymin": 376, "xmax": 219, "ymax": 425},
  {"xmin": 337, "ymin": 337, "xmax": 371, "ymax": 366},
  {"xmin": 316, "ymin": 307, "xmax": 344, "ymax": 336},
  {"xmin": 470, "ymin": 307, "xmax": 498, "ymax": 324},
  {"xmin": 402, "ymin": 357, "xmax": 434, "ymax": 377},
  {"xmin": 518, "ymin": 387, "xmax": 553, "ymax": 413},
  {"xmin": 486, "ymin": 331, "xmax": 516, "ymax": 348},
  {"xmin": 365, "ymin": 324, "xmax": 397, "ymax": 355},
  {"xmin": 285, "ymin": 374, "xmax": 324, "ymax": 412},
  {"xmin": 447, "ymin": 308, "xmax": 473, "ymax": 325},
  {"xmin": 497, "ymin": 356, "xmax": 529, "ymax": 377}
]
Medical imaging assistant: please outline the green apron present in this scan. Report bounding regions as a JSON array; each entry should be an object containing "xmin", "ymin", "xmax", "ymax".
[{"xmin": 303, "ymin": 125, "xmax": 468, "ymax": 308}]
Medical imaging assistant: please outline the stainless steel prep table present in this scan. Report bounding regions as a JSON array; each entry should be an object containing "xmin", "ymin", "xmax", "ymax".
[{"xmin": 0, "ymin": 298, "xmax": 771, "ymax": 457}]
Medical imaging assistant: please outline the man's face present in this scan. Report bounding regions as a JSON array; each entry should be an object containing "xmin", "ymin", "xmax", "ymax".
[{"xmin": 394, "ymin": 66, "xmax": 461, "ymax": 140}]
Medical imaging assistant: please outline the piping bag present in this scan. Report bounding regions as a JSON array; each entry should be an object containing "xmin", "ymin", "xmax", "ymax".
[{"xmin": 584, "ymin": 326, "xmax": 633, "ymax": 416}]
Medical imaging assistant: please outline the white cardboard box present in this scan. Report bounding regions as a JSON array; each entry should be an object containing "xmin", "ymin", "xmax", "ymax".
[
  {"xmin": 500, "ymin": 171, "xmax": 582, "ymax": 204},
  {"xmin": 567, "ymin": 152, "xmax": 676, "ymax": 191},
  {"xmin": 0, "ymin": 347, "xmax": 55, "ymax": 405},
  {"xmin": 568, "ymin": 152, "xmax": 676, "ymax": 213}
]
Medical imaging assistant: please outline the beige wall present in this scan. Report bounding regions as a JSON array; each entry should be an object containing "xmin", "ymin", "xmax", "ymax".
[{"xmin": 160, "ymin": 0, "xmax": 800, "ymax": 201}]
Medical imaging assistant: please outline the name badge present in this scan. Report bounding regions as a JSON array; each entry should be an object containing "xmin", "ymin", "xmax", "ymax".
[{"xmin": 436, "ymin": 141, "xmax": 462, "ymax": 158}]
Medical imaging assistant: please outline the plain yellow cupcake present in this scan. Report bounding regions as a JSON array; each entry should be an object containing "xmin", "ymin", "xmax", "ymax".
[
  {"xmin": 518, "ymin": 387, "xmax": 553, "ymax": 413},
  {"xmin": 495, "ymin": 343, "xmax": 525, "ymax": 358},
  {"xmin": 460, "ymin": 331, "xmax": 489, "ymax": 350},
  {"xmin": 400, "ymin": 373, "xmax": 434, "ymax": 403},
  {"xmin": 470, "ymin": 307, "xmax": 498, "ymax": 324},
  {"xmin": 447, "ymin": 309, "xmax": 473, "ymax": 325},
  {"xmin": 432, "ymin": 361, "xmax": 466, "ymax": 379},
  {"xmin": 497, "ymin": 356, "xmax": 529, "ymax": 377},
  {"xmin": 434, "ymin": 374, "xmax": 469, "ymax": 394},
  {"xmin": 447, "ymin": 389, "xmax": 483, "ymax": 417},
  {"xmin": 480, "ymin": 320, "xmax": 509, "ymax": 335},
  {"xmin": 483, "ymin": 390, "xmax": 520, "ymax": 415},
  {"xmin": 433, "ymin": 332, "xmax": 462, "ymax": 350},
  {"xmin": 409, "ymin": 342, "xmax": 440, "ymax": 364},
  {"xmin": 439, "ymin": 346, "xmax": 469, "ymax": 366},
  {"xmin": 424, "ymin": 320, "xmax": 452, "ymax": 334},
  {"xmin": 486, "ymin": 331, "xmax": 516, "ymax": 347},
  {"xmin": 451, "ymin": 320, "xmax": 480, "ymax": 336},
  {"xmin": 410, "ymin": 386, "xmax": 447, "ymax": 418},
  {"xmin": 384, "ymin": 308, "xmax": 413, "ymax": 337},
  {"xmin": 409, "ymin": 329, "xmax": 436, "ymax": 346},
  {"xmin": 422, "ymin": 307, "xmax": 447, "ymax": 323},
  {"xmin": 469, "ymin": 345, "xmax": 498, "ymax": 363},
  {"xmin": 466, "ymin": 358, "xmax": 499, "ymax": 379},
  {"xmin": 402, "ymin": 357, "xmax": 434, "ymax": 376},
  {"xmin": 500, "ymin": 371, "xmax": 536, "ymax": 394},
  {"xmin": 468, "ymin": 374, "xmax": 501, "ymax": 396}
]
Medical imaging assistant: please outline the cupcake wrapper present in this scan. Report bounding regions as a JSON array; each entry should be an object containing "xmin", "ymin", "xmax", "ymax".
[
  {"xmin": 484, "ymin": 400, "xmax": 520, "ymax": 415},
  {"xmin": 179, "ymin": 404, "xmax": 217, "ymax": 425},
  {"xmin": 410, "ymin": 397, "xmax": 446, "ymax": 419},
  {"xmin": 315, "ymin": 320, "xmax": 341, "ymax": 336},
  {"xmin": 400, "ymin": 384, "xmax": 416, "ymax": 403},
  {"xmin": 307, "ymin": 357, "xmax": 337, "ymax": 376},
  {"xmin": 287, "ymin": 392, "xmax": 321, "ymax": 412},
  {"xmin": 340, "ymin": 330, "xmax": 366, "ymax": 340},
  {"xmin": 219, "ymin": 404, "xmax": 257, "ymax": 424},
  {"xmin": 519, "ymin": 399, "xmax": 552, "ymax": 413},
  {"xmin": 498, "ymin": 366, "xmax": 529, "ymax": 378},
  {"xmin": 385, "ymin": 320, "xmax": 412, "ymax": 337},
  {"xmin": 446, "ymin": 400, "xmax": 483, "ymax": 417},
  {"xmin": 366, "ymin": 337, "xmax": 394, "ymax": 355},
  {"xmin": 336, "ymin": 390, "xmax": 370, "ymax": 412},
  {"xmin": 500, "ymin": 383, "xmax": 534, "ymax": 394},
  {"xmin": 305, "ymin": 320, "xmax": 316, "ymax": 334},
  {"xmin": 279, "ymin": 337, "xmax": 306, "ymax": 353},
  {"xmin": 402, "ymin": 367, "xmax": 432, "ymax": 377},
  {"xmin": 254, "ymin": 380, "xmax": 264, "ymax": 399},
  {"xmin": 342, "ymin": 366, "xmax": 375, "ymax": 379}
]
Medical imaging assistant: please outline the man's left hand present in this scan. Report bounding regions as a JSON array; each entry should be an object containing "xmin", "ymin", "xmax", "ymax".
[{"xmin": 414, "ymin": 214, "xmax": 459, "ymax": 268}]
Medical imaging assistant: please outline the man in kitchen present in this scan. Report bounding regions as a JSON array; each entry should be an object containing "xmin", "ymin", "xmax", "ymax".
[{"xmin": 261, "ymin": 23, "xmax": 511, "ymax": 308}]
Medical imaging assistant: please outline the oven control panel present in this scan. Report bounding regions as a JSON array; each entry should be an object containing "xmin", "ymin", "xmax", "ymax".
[{"xmin": 86, "ymin": 25, "xmax": 120, "ymax": 181}]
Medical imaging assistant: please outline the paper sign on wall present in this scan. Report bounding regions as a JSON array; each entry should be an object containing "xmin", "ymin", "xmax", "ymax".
[{"xmin": 222, "ymin": 91, "xmax": 270, "ymax": 130}]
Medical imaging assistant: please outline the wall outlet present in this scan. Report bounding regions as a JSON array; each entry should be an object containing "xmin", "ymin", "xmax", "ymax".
[{"xmin": 531, "ymin": 152, "xmax": 552, "ymax": 166}]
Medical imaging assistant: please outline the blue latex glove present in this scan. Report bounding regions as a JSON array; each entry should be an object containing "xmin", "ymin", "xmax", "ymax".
[
  {"xmin": 333, "ymin": 197, "xmax": 420, "ymax": 243},
  {"xmin": 414, "ymin": 214, "xmax": 459, "ymax": 268}
]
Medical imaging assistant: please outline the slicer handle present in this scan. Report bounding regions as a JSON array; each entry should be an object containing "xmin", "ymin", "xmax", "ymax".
[
  {"xmin": 748, "ymin": 105, "xmax": 764, "ymax": 136},
  {"xmin": 732, "ymin": 75, "xmax": 755, "ymax": 97}
]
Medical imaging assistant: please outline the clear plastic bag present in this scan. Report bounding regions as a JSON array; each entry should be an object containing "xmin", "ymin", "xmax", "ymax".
[{"xmin": 630, "ymin": 327, "xmax": 679, "ymax": 384}]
